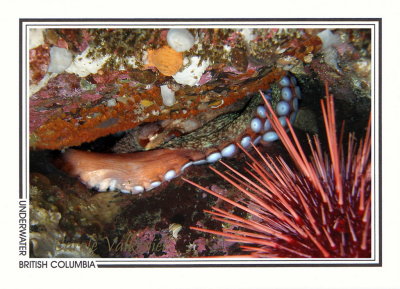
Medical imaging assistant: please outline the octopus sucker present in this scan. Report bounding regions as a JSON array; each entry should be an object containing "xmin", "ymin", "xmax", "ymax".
[{"xmin": 61, "ymin": 73, "xmax": 302, "ymax": 194}]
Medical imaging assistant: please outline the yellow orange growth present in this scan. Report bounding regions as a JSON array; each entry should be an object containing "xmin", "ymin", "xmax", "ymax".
[
  {"xmin": 147, "ymin": 46, "xmax": 183, "ymax": 76},
  {"xmin": 140, "ymin": 99, "xmax": 154, "ymax": 107}
]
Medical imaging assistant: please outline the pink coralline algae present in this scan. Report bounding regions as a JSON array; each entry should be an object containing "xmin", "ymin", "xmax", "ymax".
[{"xmin": 193, "ymin": 237, "xmax": 207, "ymax": 253}]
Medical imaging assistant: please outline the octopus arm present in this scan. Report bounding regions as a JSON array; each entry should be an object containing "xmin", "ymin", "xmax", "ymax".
[{"xmin": 62, "ymin": 148, "xmax": 203, "ymax": 193}]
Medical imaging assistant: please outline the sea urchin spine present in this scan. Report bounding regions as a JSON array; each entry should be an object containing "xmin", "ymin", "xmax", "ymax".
[{"xmin": 184, "ymin": 84, "xmax": 371, "ymax": 258}]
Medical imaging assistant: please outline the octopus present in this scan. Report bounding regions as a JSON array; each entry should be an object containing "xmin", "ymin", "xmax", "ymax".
[{"xmin": 61, "ymin": 73, "xmax": 301, "ymax": 194}]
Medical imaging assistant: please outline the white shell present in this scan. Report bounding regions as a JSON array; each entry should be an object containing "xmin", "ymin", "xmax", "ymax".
[
  {"xmin": 65, "ymin": 47, "xmax": 110, "ymax": 77},
  {"xmin": 173, "ymin": 56, "xmax": 210, "ymax": 86}
]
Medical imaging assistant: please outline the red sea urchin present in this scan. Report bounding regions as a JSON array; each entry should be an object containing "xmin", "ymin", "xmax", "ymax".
[{"xmin": 183, "ymin": 83, "xmax": 371, "ymax": 258}]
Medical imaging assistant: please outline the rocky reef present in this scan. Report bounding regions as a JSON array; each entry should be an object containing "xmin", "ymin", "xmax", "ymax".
[{"xmin": 28, "ymin": 27, "xmax": 371, "ymax": 258}]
